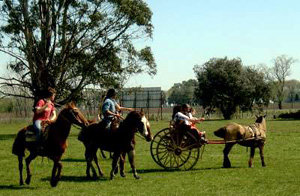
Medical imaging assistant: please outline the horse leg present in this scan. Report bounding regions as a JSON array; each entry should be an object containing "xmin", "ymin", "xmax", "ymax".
[
  {"xmin": 223, "ymin": 143, "xmax": 234, "ymax": 168},
  {"xmin": 248, "ymin": 147, "xmax": 255, "ymax": 168},
  {"xmin": 94, "ymin": 151, "xmax": 104, "ymax": 177},
  {"xmin": 100, "ymin": 149, "xmax": 107, "ymax": 159},
  {"xmin": 259, "ymin": 144, "xmax": 266, "ymax": 167},
  {"xmin": 128, "ymin": 150, "xmax": 140, "ymax": 179},
  {"xmin": 110, "ymin": 152, "xmax": 120, "ymax": 180},
  {"xmin": 89, "ymin": 149, "xmax": 98, "ymax": 179},
  {"xmin": 18, "ymin": 156, "xmax": 24, "ymax": 185},
  {"xmin": 119, "ymin": 152, "xmax": 126, "ymax": 177},
  {"xmin": 50, "ymin": 158, "xmax": 62, "ymax": 187},
  {"xmin": 85, "ymin": 147, "xmax": 97, "ymax": 179},
  {"xmin": 25, "ymin": 152, "xmax": 37, "ymax": 185},
  {"xmin": 85, "ymin": 147, "xmax": 92, "ymax": 178}
]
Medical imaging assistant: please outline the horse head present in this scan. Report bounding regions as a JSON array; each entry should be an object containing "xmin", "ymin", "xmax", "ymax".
[
  {"xmin": 125, "ymin": 111, "xmax": 153, "ymax": 142},
  {"xmin": 60, "ymin": 102, "xmax": 89, "ymax": 128},
  {"xmin": 255, "ymin": 114, "xmax": 267, "ymax": 132}
]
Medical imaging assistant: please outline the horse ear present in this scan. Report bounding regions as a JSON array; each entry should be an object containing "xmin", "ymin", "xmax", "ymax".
[
  {"xmin": 66, "ymin": 101, "xmax": 76, "ymax": 108},
  {"xmin": 264, "ymin": 114, "xmax": 267, "ymax": 118},
  {"xmin": 140, "ymin": 108, "xmax": 144, "ymax": 113},
  {"xmin": 71, "ymin": 101, "xmax": 76, "ymax": 107}
]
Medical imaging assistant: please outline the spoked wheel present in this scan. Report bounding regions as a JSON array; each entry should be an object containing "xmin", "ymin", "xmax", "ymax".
[
  {"xmin": 150, "ymin": 128, "xmax": 172, "ymax": 167},
  {"xmin": 154, "ymin": 129, "xmax": 201, "ymax": 170}
]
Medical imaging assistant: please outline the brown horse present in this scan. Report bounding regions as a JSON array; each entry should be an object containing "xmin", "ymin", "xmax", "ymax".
[
  {"xmin": 80, "ymin": 111, "xmax": 152, "ymax": 180},
  {"xmin": 214, "ymin": 115, "xmax": 267, "ymax": 168},
  {"xmin": 12, "ymin": 102, "xmax": 89, "ymax": 187}
]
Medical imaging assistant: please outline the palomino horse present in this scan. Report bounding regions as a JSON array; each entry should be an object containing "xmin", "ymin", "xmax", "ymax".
[
  {"xmin": 214, "ymin": 115, "xmax": 267, "ymax": 168},
  {"xmin": 12, "ymin": 102, "xmax": 89, "ymax": 187},
  {"xmin": 80, "ymin": 111, "xmax": 152, "ymax": 180}
]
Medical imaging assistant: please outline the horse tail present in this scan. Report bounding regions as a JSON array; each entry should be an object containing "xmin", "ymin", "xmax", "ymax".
[
  {"xmin": 214, "ymin": 127, "xmax": 227, "ymax": 138},
  {"xmin": 12, "ymin": 128, "xmax": 26, "ymax": 157}
]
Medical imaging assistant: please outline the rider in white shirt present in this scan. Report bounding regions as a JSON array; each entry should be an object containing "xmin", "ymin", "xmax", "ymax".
[{"xmin": 173, "ymin": 104, "xmax": 207, "ymax": 143}]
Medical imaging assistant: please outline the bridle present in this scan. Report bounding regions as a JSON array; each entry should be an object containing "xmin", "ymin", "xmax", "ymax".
[{"xmin": 59, "ymin": 107, "xmax": 85, "ymax": 128}]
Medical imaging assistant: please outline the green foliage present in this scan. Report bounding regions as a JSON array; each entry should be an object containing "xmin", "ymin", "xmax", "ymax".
[
  {"xmin": 0, "ymin": 119, "xmax": 300, "ymax": 195},
  {"xmin": 0, "ymin": 0, "xmax": 156, "ymax": 104},
  {"xmin": 194, "ymin": 57, "xmax": 271, "ymax": 119},
  {"xmin": 167, "ymin": 79, "xmax": 198, "ymax": 105},
  {"xmin": 0, "ymin": 98, "xmax": 13, "ymax": 113}
]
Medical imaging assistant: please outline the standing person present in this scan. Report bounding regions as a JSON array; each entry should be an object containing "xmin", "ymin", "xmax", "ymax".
[
  {"xmin": 32, "ymin": 87, "xmax": 57, "ymax": 144},
  {"xmin": 101, "ymin": 88, "xmax": 134, "ymax": 130}
]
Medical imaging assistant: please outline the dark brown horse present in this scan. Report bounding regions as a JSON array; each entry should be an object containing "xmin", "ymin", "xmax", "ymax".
[
  {"xmin": 12, "ymin": 102, "xmax": 89, "ymax": 187},
  {"xmin": 80, "ymin": 111, "xmax": 152, "ymax": 180},
  {"xmin": 214, "ymin": 115, "xmax": 267, "ymax": 168}
]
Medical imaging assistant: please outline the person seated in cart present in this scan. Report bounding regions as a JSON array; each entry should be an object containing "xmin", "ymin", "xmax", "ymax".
[{"xmin": 173, "ymin": 104, "xmax": 207, "ymax": 143}]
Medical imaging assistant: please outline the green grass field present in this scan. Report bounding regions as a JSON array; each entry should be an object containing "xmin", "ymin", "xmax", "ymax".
[{"xmin": 0, "ymin": 118, "xmax": 299, "ymax": 196}]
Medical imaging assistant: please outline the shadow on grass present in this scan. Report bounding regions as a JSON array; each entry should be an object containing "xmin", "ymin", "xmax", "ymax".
[
  {"xmin": 0, "ymin": 134, "xmax": 16, "ymax": 140},
  {"xmin": 41, "ymin": 175, "xmax": 110, "ymax": 182},
  {"xmin": 0, "ymin": 184, "xmax": 36, "ymax": 190},
  {"xmin": 61, "ymin": 158, "xmax": 86, "ymax": 162},
  {"xmin": 136, "ymin": 166, "xmax": 242, "ymax": 174}
]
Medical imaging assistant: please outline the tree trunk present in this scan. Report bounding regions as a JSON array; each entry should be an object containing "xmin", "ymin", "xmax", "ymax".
[{"xmin": 278, "ymin": 101, "xmax": 282, "ymax": 110}]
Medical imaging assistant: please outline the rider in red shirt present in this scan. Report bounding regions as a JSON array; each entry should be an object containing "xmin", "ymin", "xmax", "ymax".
[{"xmin": 33, "ymin": 87, "xmax": 57, "ymax": 143}]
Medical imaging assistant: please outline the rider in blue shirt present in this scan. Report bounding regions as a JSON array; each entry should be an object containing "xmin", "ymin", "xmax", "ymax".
[{"xmin": 102, "ymin": 89, "xmax": 133, "ymax": 129}]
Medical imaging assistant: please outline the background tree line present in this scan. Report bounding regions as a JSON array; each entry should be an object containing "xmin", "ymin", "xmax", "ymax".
[{"xmin": 167, "ymin": 55, "xmax": 299, "ymax": 119}]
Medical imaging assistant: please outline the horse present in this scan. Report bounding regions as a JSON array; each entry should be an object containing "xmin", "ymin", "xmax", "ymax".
[
  {"xmin": 214, "ymin": 115, "xmax": 267, "ymax": 168},
  {"xmin": 12, "ymin": 102, "xmax": 89, "ymax": 187},
  {"xmin": 80, "ymin": 111, "xmax": 152, "ymax": 180}
]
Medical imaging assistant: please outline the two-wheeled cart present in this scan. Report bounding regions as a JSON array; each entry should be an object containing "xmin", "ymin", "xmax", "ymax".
[{"xmin": 150, "ymin": 127, "xmax": 225, "ymax": 170}]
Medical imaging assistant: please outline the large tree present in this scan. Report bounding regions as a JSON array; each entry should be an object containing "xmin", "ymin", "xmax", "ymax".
[
  {"xmin": 271, "ymin": 55, "xmax": 296, "ymax": 109},
  {"xmin": 167, "ymin": 79, "xmax": 198, "ymax": 105},
  {"xmin": 194, "ymin": 57, "xmax": 271, "ymax": 119},
  {"xmin": 0, "ymin": 0, "xmax": 156, "ymax": 105}
]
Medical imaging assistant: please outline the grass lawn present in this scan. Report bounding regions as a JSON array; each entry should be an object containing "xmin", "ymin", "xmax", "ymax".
[{"xmin": 0, "ymin": 118, "xmax": 299, "ymax": 196}]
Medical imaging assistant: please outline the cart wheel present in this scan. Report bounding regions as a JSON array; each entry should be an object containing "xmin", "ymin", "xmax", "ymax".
[
  {"xmin": 178, "ymin": 130, "xmax": 201, "ymax": 170},
  {"xmin": 155, "ymin": 130, "xmax": 200, "ymax": 170},
  {"xmin": 150, "ymin": 128, "xmax": 171, "ymax": 167}
]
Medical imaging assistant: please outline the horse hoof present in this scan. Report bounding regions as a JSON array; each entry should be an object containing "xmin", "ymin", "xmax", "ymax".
[
  {"xmin": 25, "ymin": 176, "xmax": 31, "ymax": 185},
  {"xmin": 50, "ymin": 179, "xmax": 58, "ymax": 187},
  {"xmin": 134, "ymin": 175, "xmax": 140, "ymax": 180},
  {"xmin": 20, "ymin": 181, "xmax": 24, "ymax": 186},
  {"xmin": 120, "ymin": 173, "xmax": 126, "ymax": 178},
  {"xmin": 114, "ymin": 168, "xmax": 118, "ymax": 175},
  {"xmin": 262, "ymin": 164, "xmax": 266, "ymax": 167},
  {"xmin": 110, "ymin": 173, "xmax": 115, "ymax": 180},
  {"xmin": 99, "ymin": 173, "xmax": 104, "ymax": 177},
  {"xmin": 92, "ymin": 175, "xmax": 98, "ymax": 180},
  {"xmin": 222, "ymin": 165, "xmax": 231, "ymax": 168}
]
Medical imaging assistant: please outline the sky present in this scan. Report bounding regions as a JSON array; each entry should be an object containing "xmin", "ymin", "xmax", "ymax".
[
  {"xmin": 125, "ymin": 0, "xmax": 300, "ymax": 90},
  {"xmin": 0, "ymin": 0, "xmax": 299, "ymax": 91}
]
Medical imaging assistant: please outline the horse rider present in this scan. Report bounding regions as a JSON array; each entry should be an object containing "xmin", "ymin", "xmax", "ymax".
[
  {"xmin": 32, "ymin": 87, "xmax": 57, "ymax": 146},
  {"xmin": 173, "ymin": 104, "xmax": 207, "ymax": 143},
  {"xmin": 101, "ymin": 88, "xmax": 134, "ymax": 130}
]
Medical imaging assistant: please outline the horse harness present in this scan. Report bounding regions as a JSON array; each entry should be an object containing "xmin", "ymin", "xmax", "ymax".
[
  {"xmin": 248, "ymin": 124, "xmax": 258, "ymax": 138},
  {"xmin": 244, "ymin": 123, "xmax": 265, "ymax": 142}
]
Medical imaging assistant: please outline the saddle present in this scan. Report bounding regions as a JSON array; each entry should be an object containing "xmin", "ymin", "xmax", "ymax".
[
  {"xmin": 78, "ymin": 117, "xmax": 121, "ymax": 143},
  {"xmin": 25, "ymin": 121, "xmax": 51, "ymax": 143},
  {"xmin": 104, "ymin": 117, "xmax": 121, "ymax": 132}
]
